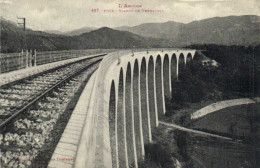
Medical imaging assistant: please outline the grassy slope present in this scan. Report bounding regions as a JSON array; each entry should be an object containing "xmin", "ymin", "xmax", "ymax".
[{"xmin": 185, "ymin": 103, "xmax": 260, "ymax": 168}]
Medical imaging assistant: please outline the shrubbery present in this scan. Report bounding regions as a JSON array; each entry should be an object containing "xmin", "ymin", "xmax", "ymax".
[
  {"xmin": 143, "ymin": 143, "xmax": 173, "ymax": 167},
  {"xmin": 190, "ymin": 44, "xmax": 260, "ymax": 96},
  {"xmin": 167, "ymin": 45, "xmax": 260, "ymax": 112},
  {"xmin": 168, "ymin": 60, "xmax": 220, "ymax": 112}
]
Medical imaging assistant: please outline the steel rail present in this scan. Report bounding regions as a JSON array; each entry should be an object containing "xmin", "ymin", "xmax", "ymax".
[
  {"xmin": 0, "ymin": 54, "xmax": 106, "ymax": 89},
  {"xmin": 0, "ymin": 59, "xmax": 102, "ymax": 130}
]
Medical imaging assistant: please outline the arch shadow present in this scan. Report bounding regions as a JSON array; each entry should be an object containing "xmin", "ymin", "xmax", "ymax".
[
  {"xmin": 148, "ymin": 56, "xmax": 157, "ymax": 129},
  {"xmin": 171, "ymin": 54, "xmax": 177, "ymax": 80},
  {"xmin": 109, "ymin": 80, "xmax": 118, "ymax": 168},
  {"xmin": 125, "ymin": 62, "xmax": 137, "ymax": 167},
  {"xmin": 163, "ymin": 54, "xmax": 170, "ymax": 99},
  {"xmin": 155, "ymin": 55, "xmax": 164, "ymax": 116},
  {"xmin": 133, "ymin": 59, "xmax": 144, "ymax": 160},
  {"xmin": 140, "ymin": 57, "xmax": 151, "ymax": 144},
  {"xmin": 117, "ymin": 68, "xmax": 128, "ymax": 167},
  {"xmin": 178, "ymin": 53, "xmax": 185, "ymax": 79},
  {"xmin": 186, "ymin": 53, "xmax": 192, "ymax": 63}
]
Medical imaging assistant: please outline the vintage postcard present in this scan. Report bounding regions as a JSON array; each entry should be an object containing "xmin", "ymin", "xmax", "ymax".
[{"xmin": 0, "ymin": 0, "xmax": 259, "ymax": 168}]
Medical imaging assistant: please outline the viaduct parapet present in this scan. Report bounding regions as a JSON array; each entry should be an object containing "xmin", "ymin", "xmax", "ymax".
[{"xmin": 74, "ymin": 49, "xmax": 196, "ymax": 168}]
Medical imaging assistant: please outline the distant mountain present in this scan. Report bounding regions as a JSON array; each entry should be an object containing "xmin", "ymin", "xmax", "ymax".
[
  {"xmin": 0, "ymin": 18, "xmax": 73, "ymax": 52},
  {"xmin": 0, "ymin": 19, "xmax": 170, "ymax": 53},
  {"xmin": 63, "ymin": 27, "xmax": 96, "ymax": 36},
  {"xmin": 116, "ymin": 15, "xmax": 260, "ymax": 46},
  {"xmin": 179, "ymin": 15, "xmax": 260, "ymax": 46},
  {"xmin": 73, "ymin": 27, "xmax": 171, "ymax": 49},
  {"xmin": 44, "ymin": 30, "xmax": 64, "ymax": 35},
  {"xmin": 1, "ymin": 15, "xmax": 259, "ymax": 53},
  {"xmin": 116, "ymin": 21, "xmax": 184, "ymax": 40},
  {"xmin": 44, "ymin": 27, "xmax": 96, "ymax": 36}
]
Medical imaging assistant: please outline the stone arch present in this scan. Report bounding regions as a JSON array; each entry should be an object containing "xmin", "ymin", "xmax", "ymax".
[
  {"xmin": 179, "ymin": 53, "xmax": 185, "ymax": 65},
  {"xmin": 163, "ymin": 54, "xmax": 170, "ymax": 99},
  {"xmin": 140, "ymin": 57, "xmax": 151, "ymax": 144},
  {"xmin": 148, "ymin": 56, "xmax": 157, "ymax": 129},
  {"xmin": 117, "ymin": 68, "xmax": 128, "ymax": 167},
  {"xmin": 186, "ymin": 53, "xmax": 193, "ymax": 64},
  {"xmin": 125, "ymin": 62, "xmax": 137, "ymax": 167},
  {"xmin": 171, "ymin": 53, "xmax": 177, "ymax": 80},
  {"xmin": 109, "ymin": 80, "xmax": 118, "ymax": 168},
  {"xmin": 73, "ymin": 49, "xmax": 198, "ymax": 168},
  {"xmin": 133, "ymin": 59, "xmax": 144, "ymax": 160},
  {"xmin": 155, "ymin": 55, "xmax": 164, "ymax": 116},
  {"xmin": 178, "ymin": 53, "xmax": 185, "ymax": 79}
]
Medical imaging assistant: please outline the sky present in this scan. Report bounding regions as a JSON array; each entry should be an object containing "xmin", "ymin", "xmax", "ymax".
[{"xmin": 0, "ymin": 0, "xmax": 259, "ymax": 32}]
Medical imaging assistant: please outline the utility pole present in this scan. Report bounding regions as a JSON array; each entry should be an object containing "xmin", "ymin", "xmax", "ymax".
[
  {"xmin": 17, "ymin": 17, "xmax": 28, "ymax": 67},
  {"xmin": 0, "ymin": 17, "xmax": 2, "ymax": 73},
  {"xmin": 17, "ymin": 16, "xmax": 26, "ymax": 48},
  {"xmin": 17, "ymin": 17, "xmax": 25, "ymax": 31}
]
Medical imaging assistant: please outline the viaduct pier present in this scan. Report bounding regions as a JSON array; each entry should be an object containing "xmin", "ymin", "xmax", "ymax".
[{"xmin": 72, "ymin": 49, "xmax": 195, "ymax": 168}]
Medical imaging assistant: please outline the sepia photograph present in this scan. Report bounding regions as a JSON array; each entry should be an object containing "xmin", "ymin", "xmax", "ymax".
[{"xmin": 0, "ymin": 0, "xmax": 259, "ymax": 167}]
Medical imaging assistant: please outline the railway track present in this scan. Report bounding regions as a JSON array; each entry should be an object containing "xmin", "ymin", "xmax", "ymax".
[{"xmin": 0, "ymin": 56, "xmax": 104, "ymax": 168}]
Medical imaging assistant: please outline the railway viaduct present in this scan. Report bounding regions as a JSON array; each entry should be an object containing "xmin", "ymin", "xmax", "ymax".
[{"xmin": 74, "ymin": 49, "xmax": 196, "ymax": 168}]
